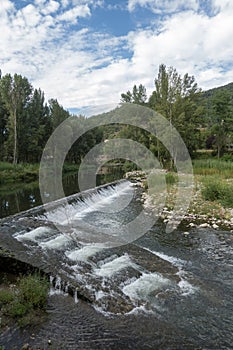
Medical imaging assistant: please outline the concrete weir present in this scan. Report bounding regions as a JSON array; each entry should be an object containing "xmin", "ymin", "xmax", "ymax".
[{"xmin": 0, "ymin": 180, "xmax": 180, "ymax": 314}]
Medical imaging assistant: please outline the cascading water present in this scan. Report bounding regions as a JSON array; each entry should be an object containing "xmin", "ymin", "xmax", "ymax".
[
  {"xmin": 2, "ymin": 180, "xmax": 196, "ymax": 315},
  {"xmin": 1, "ymin": 180, "xmax": 233, "ymax": 348}
]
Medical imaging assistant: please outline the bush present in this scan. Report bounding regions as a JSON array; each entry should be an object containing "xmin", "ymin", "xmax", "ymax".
[
  {"xmin": 0, "ymin": 289, "xmax": 14, "ymax": 305},
  {"xmin": 201, "ymin": 178, "xmax": 233, "ymax": 207},
  {"xmin": 17, "ymin": 274, "xmax": 49, "ymax": 310},
  {"xmin": 166, "ymin": 172, "xmax": 178, "ymax": 185},
  {"xmin": 1, "ymin": 274, "xmax": 49, "ymax": 325}
]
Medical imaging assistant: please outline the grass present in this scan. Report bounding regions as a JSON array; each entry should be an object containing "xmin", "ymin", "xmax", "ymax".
[
  {"xmin": 0, "ymin": 162, "xmax": 39, "ymax": 184},
  {"xmin": 191, "ymin": 159, "xmax": 233, "ymax": 209},
  {"xmin": 193, "ymin": 158, "xmax": 233, "ymax": 178},
  {"xmin": 201, "ymin": 176, "xmax": 233, "ymax": 208},
  {"xmin": 0, "ymin": 161, "xmax": 79, "ymax": 185},
  {"xmin": 0, "ymin": 273, "xmax": 49, "ymax": 327}
]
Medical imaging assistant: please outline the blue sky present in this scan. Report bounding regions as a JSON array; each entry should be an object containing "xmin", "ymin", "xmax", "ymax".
[{"xmin": 1, "ymin": 0, "xmax": 233, "ymax": 115}]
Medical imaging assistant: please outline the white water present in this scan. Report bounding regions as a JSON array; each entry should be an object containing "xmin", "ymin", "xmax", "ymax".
[
  {"xmin": 10, "ymin": 180, "xmax": 199, "ymax": 316},
  {"xmin": 41, "ymin": 181, "xmax": 133, "ymax": 226},
  {"xmin": 141, "ymin": 247, "xmax": 198, "ymax": 296},
  {"xmin": 95, "ymin": 254, "xmax": 138, "ymax": 278},
  {"xmin": 122, "ymin": 272, "xmax": 171, "ymax": 300},
  {"xmin": 39, "ymin": 234, "xmax": 73, "ymax": 249},
  {"xmin": 65, "ymin": 245, "xmax": 104, "ymax": 262},
  {"xmin": 15, "ymin": 226, "xmax": 52, "ymax": 242}
]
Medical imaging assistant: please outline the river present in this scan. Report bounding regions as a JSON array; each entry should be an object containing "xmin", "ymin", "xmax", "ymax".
[
  {"xmin": 0, "ymin": 175, "xmax": 233, "ymax": 349},
  {"xmin": 0, "ymin": 169, "xmax": 124, "ymax": 219}
]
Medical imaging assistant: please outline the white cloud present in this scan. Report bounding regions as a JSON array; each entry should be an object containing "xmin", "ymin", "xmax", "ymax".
[
  {"xmin": 128, "ymin": 0, "xmax": 199, "ymax": 13},
  {"xmin": 1, "ymin": 0, "xmax": 233, "ymax": 115},
  {"xmin": 21, "ymin": 4, "xmax": 42, "ymax": 27},
  {"xmin": 0, "ymin": 0, "xmax": 14, "ymax": 13},
  {"xmin": 57, "ymin": 4, "xmax": 91, "ymax": 23},
  {"xmin": 211, "ymin": 0, "xmax": 233, "ymax": 12},
  {"xmin": 41, "ymin": 0, "xmax": 60, "ymax": 15}
]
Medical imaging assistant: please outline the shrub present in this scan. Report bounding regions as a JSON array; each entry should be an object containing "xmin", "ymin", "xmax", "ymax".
[
  {"xmin": 17, "ymin": 274, "xmax": 49, "ymax": 310},
  {"xmin": 1, "ymin": 274, "xmax": 49, "ymax": 326},
  {"xmin": 0, "ymin": 289, "xmax": 14, "ymax": 305},
  {"xmin": 166, "ymin": 172, "xmax": 178, "ymax": 185},
  {"xmin": 201, "ymin": 178, "xmax": 233, "ymax": 207}
]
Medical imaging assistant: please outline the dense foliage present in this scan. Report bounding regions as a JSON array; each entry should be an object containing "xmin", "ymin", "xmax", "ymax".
[{"xmin": 0, "ymin": 65, "xmax": 233, "ymax": 168}]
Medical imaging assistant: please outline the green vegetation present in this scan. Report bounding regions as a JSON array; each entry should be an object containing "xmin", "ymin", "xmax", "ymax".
[
  {"xmin": 0, "ymin": 161, "xmax": 80, "ymax": 185},
  {"xmin": 192, "ymin": 159, "xmax": 233, "ymax": 209},
  {"xmin": 193, "ymin": 158, "xmax": 233, "ymax": 178},
  {"xmin": 1, "ymin": 63, "xmax": 233, "ymax": 172},
  {"xmin": 0, "ymin": 73, "xmax": 103, "ymax": 167},
  {"xmin": 0, "ymin": 273, "xmax": 49, "ymax": 327},
  {"xmin": 201, "ymin": 177, "xmax": 233, "ymax": 207},
  {"xmin": 1, "ymin": 65, "xmax": 233, "ymax": 221},
  {"xmin": 0, "ymin": 162, "xmax": 38, "ymax": 184}
]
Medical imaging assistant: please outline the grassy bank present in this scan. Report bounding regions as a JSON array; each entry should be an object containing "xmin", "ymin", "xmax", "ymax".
[
  {"xmin": 0, "ymin": 273, "xmax": 49, "ymax": 328},
  {"xmin": 0, "ymin": 162, "xmax": 79, "ymax": 185}
]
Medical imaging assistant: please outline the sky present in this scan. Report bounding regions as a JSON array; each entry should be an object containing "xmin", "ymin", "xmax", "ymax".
[{"xmin": 1, "ymin": 0, "xmax": 233, "ymax": 115}]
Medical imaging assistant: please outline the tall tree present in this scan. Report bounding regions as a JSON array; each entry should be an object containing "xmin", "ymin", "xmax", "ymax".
[
  {"xmin": 211, "ymin": 89, "xmax": 232, "ymax": 158},
  {"xmin": 121, "ymin": 84, "xmax": 147, "ymax": 105},
  {"xmin": 49, "ymin": 99, "xmax": 70, "ymax": 130},
  {"xmin": 22, "ymin": 88, "xmax": 51, "ymax": 162},
  {"xmin": 0, "ymin": 92, "xmax": 9, "ymax": 160},
  {"xmin": 0, "ymin": 74, "xmax": 32, "ymax": 164},
  {"xmin": 149, "ymin": 64, "xmax": 202, "ymax": 161}
]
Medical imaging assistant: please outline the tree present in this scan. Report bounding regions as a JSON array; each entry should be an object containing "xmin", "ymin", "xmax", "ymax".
[
  {"xmin": 22, "ymin": 88, "xmax": 51, "ymax": 162},
  {"xmin": 121, "ymin": 84, "xmax": 147, "ymax": 104},
  {"xmin": 149, "ymin": 64, "xmax": 202, "ymax": 162},
  {"xmin": 210, "ymin": 90, "xmax": 232, "ymax": 158},
  {"xmin": 0, "ymin": 74, "xmax": 32, "ymax": 164},
  {"xmin": 49, "ymin": 99, "xmax": 70, "ymax": 130}
]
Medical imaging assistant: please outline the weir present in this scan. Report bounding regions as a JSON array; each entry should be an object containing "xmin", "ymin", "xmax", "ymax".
[{"xmin": 0, "ymin": 180, "xmax": 182, "ymax": 314}]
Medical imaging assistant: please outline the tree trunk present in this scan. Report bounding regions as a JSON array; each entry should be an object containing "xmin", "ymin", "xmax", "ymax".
[{"xmin": 13, "ymin": 108, "xmax": 17, "ymax": 164}]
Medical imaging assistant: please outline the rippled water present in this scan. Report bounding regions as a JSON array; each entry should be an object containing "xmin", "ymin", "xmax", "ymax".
[{"xmin": 1, "ymin": 180, "xmax": 233, "ymax": 349}]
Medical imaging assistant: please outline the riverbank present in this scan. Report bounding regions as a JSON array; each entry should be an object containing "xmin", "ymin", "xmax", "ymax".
[
  {"xmin": 125, "ymin": 160, "xmax": 233, "ymax": 231},
  {"xmin": 0, "ymin": 162, "xmax": 79, "ymax": 185}
]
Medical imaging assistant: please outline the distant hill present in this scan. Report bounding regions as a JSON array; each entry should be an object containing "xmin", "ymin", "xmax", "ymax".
[{"xmin": 202, "ymin": 82, "xmax": 233, "ymax": 100}]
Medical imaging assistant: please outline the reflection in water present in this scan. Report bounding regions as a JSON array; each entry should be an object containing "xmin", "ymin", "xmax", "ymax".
[{"xmin": 0, "ymin": 167, "xmax": 125, "ymax": 219}]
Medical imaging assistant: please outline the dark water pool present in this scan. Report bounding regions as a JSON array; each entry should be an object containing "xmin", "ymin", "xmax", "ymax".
[{"xmin": 0, "ymin": 170, "xmax": 124, "ymax": 219}]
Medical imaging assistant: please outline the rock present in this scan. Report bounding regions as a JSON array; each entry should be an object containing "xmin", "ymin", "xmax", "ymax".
[
  {"xmin": 189, "ymin": 223, "xmax": 196, "ymax": 227},
  {"xmin": 48, "ymin": 339, "xmax": 52, "ymax": 345},
  {"xmin": 183, "ymin": 232, "xmax": 190, "ymax": 236},
  {"xmin": 199, "ymin": 223, "xmax": 209, "ymax": 228},
  {"xmin": 212, "ymin": 224, "xmax": 219, "ymax": 229}
]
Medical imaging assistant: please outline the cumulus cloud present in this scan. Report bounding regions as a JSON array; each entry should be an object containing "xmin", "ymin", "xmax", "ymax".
[
  {"xmin": 41, "ymin": 0, "xmax": 60, "ymax": 15},
  {"xmin": 128, "ymin": 0, "xmax": 199, "ymax": 13},
  {"xmin": 57, "ymin": 4, "xmax": 91, "ymax": 23},
  {"xmin": 0, "ymin": 0, "xmax": 233, "ymax": 114}
]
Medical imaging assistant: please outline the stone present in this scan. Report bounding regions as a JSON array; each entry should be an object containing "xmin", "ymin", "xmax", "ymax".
[
  {"xmin": 183, "ymin": 232, "xmax": 190, "ymax": 236},
  {"xmin": 212, "ymin": 224, "xmax": 219, "ymax": 229},
  {"xmin": 199, "ymin": 223, "xmax": 209, "ymax": 228}
]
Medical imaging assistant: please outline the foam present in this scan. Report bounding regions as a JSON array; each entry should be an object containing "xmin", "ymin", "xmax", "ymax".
[
  {"xmin": 40, "ymin": 181, "xmax": 133, "ymax": 226},
  {"xmin": 65, "ymin": 245, "xmax": 103, "ymax": 261},
  {"xmin": 39, "ymin": 234, "xmax": 73, "ymax": 249},
  {"xmin": 122, "ymin": 272, "xmax": 171, "ymax": 301},
  {"xmin": 95, "ymin": 254, "xmax": 137, "ymax": 278},
  {"xmin": 15, "ymin": 226, "xmax": 52, "ymax": 242}
]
